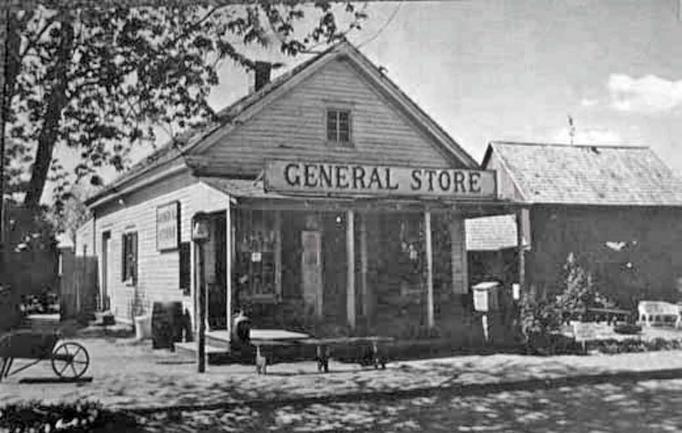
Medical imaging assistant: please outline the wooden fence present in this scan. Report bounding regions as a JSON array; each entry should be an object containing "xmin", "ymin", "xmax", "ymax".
[{"xmin": 59, "ymin": 247, "xmax": 98, "ymax": 320}]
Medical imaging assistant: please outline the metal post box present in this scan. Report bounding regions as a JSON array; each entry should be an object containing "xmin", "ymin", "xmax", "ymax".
[{"xmin": 473, "ymin": 281, "xmax": 500, "ymax": 312}]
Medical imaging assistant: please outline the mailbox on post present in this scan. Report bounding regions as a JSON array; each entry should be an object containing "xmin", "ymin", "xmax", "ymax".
[{"xmin": 472, "ymin": 281, "xmax": 500, "ymax": 313}]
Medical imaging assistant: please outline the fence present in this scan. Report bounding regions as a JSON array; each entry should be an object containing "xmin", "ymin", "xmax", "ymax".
[{"xmin": 59, "ymin": 247, "xmax": 98, "ymax": 320}]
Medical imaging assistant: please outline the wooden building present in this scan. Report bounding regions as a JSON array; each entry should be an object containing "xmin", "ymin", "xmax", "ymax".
[
  {"xmin": 77, "ymin": 41, "xmax": 510, "ymax": 342},
  {"xmin": 482, "ymin": 141, "xmax": 682, "ymax": 307}
]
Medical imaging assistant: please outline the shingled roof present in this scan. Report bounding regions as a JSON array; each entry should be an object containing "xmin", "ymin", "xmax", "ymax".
[{"xmin": 483, "ymin": 142, "xmax": 682, "ymax": 206}]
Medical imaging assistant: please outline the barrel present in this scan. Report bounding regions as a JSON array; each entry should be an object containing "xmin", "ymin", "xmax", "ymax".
[
  {"xmin": 151, "ymin": 301, "xmax": 183, "ymax": 350},
  {"xmin": 231, "ymin": 311, "xmax": 251, "ymax": 344}
]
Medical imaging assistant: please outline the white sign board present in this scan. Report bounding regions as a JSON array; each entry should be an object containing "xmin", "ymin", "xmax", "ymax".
[
  {"xmin": 157, "ymin": 202, "xmax": 180, "ymax": 251},
  {"xmin": 572, "ymin": 322, "xmax": 598, "ymax": 342},
  {"xmin": 264, "ymin": 160, "xmax": 497, "ymax": 199}
]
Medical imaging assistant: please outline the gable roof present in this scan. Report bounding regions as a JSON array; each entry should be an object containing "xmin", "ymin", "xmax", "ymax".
[
  {"xmin": 87, "ymin": 40, "xmax": 477, "ymax": 207},
  {"xmin": 482, "ymin": 141, "xmax": 682, "ymax": 207}
]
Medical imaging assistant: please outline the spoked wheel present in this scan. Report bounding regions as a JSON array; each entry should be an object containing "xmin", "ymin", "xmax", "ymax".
[{"xmin": 51, "ymin": 342, "xmax": 89, "ymax": 379}]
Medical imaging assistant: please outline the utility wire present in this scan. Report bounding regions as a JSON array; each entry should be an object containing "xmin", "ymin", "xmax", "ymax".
[{"xmin": 357, "ymin": 1, "xmax": 402, "ymax": 48}]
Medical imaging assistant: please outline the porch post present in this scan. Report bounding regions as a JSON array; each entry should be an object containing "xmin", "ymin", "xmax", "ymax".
[
  {"xmin": 516, "ymin": 207, "xmax": 527, "ymax": 293},
  {"xmin": 424, "ymin": 210, "xmax": 435, "ymax": 329},
  {"xmin": 346, "ymin": 209, "xmax": 356, "ymax": 330},
  {"xmin": 225, "ymin": 204, "xmax": 232, "ymax": 344},
  {"xmin": 359, "ymin": 213, "xmax": 368, "ymax": 318},
  {"xmin": 274, "ymin": 210, "xmax": 282, "ymax": 300}
]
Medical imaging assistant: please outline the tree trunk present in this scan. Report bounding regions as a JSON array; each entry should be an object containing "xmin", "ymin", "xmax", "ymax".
[{"xmin": 23, "ymin": 15, "xmax": 73, "ymax": 208}]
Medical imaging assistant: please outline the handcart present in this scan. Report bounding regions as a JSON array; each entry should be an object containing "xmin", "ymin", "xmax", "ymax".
[{"xmin": 0, "ymin": 330, "xmax": 89, "ymax": 381}]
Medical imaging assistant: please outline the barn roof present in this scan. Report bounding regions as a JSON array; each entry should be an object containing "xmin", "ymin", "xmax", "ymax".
[{"xmin": 483, "ymin": 142, "xmax": 682, "ymax": 206}]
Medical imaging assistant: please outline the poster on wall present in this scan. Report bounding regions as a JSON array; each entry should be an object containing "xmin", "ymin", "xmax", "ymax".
[{"xmin": 157, "ymin": 201, "xmax": 180, "ymax": 251}]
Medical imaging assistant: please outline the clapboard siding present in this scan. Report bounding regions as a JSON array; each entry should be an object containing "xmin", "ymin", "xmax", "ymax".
[
  {"xmin": 485, "ymin": 151, "xmax": 525, "ymax": 202},
  {"xmin": 93, "ymin": 174, "xmax": 230, "ymax": 323},
  {"xmin": 201, "ymin": 58, "xmax": 461, "ymax": 174}
]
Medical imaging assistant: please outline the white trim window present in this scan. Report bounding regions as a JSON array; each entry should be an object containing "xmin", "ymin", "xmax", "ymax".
[
  {"xmin": 326, "ymin": 109, "xmax": 352, "ymax": 145},
  {"xmin": 122, "ymin": 231, "xmax": 138, "ymax": 284}
]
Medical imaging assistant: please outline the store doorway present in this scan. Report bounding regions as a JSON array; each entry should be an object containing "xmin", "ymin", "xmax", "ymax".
[{"xmin": 321, "ymin": 212, "xmax": 348, "ymax": 326}]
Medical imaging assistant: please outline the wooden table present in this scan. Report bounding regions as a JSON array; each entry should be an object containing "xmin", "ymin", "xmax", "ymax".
[{"xmin": 249, "ymin": 331, "xmax": 393, "ymax": 375}]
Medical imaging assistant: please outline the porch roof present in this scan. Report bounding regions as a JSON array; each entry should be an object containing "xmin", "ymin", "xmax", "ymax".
[{"xmin": 199, "ymin": 176, "xmax": 516, "ymax": 217}]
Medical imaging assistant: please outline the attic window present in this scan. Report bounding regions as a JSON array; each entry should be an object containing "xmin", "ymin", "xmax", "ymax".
[{"xmin": 326, "ymin": 109, "xmax": 351, "ymax": 145}]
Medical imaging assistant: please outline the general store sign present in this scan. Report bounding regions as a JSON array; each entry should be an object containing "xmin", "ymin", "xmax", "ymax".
[
  {"xmin": 264, "ymin": 160, "xmax": 496, "ymax": 199},
  {"xmin": 157, "ymin": 201, "xmax": 180, "ymax": 251}
]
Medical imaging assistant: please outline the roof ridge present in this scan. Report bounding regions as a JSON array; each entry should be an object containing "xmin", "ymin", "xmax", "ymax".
[{"xmin": 490, "ymin": 140, "xmax": 650, "ymax": 150}]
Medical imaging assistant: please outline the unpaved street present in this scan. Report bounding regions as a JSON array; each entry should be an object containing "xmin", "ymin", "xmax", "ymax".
[{"xmin": 138, "ymin": 378, "xmax": 682, "ymax": 432}]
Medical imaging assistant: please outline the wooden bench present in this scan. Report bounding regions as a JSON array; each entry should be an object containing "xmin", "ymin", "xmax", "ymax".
[
  {"xmin": 250, "ymin": 333, "xmax": 393, "ymax": 375},
  {"xmin": 638, "ymin": 301, "xmax": 682, "ymax": 328}
]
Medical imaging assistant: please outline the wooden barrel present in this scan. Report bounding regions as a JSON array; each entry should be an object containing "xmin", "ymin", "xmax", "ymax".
[{"xmin": 151, "ymin": 301, "xmax": 183, "ymax": 350}]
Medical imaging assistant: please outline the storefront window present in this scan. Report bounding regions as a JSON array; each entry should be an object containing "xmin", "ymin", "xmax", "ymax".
[{"xmin": 235, "ymin": 210, "xmax": 277, "ymax": 302}]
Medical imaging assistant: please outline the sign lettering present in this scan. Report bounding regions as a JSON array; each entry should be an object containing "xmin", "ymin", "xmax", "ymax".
[
  {"xmin": 265, "ymin": 161, "xmax": 496, "ymax": 198},
  {"xmin": 157, "ymin": 202, "xmax": 180, "ymax": 251}
]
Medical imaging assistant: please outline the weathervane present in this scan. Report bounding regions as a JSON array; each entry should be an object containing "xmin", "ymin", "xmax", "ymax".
[{"xmin": 568, "ymin": 115, "xmax": 576, "ymax": 145}]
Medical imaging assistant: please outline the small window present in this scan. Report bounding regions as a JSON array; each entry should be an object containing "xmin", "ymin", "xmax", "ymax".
[
  {"xmin": 326, "ymin": 109, "xmax": 351, "ymax": 145},
  {"xmin": 122, "ymin": 232, "xmax": 138, "ymax": 283},
  {"xmin": 179, "ymin": 242, "xmax": 191, "ymax": 296}
]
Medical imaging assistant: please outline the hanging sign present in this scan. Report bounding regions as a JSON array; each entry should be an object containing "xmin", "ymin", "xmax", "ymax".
[
  {"xmin": 157, "ymin": 201, "xmax": 180, "ymax": 251},
  {"xmin": 264, "ymin": 160, "xmax": 496, "ymax": 199}
]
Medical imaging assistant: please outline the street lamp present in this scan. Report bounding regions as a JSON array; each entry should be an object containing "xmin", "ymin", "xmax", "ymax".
[{"xmin": 192, "ymin": 212, "xmax": 210, "ymax": 373}]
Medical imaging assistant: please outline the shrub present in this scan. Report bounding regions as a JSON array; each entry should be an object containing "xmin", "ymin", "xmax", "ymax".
[
  {"xmin": 0, "ymin": 400, "xmax": 142, "ymax": 433},
  {"xmin": 519, "ymin": 292, "xmax": 564, "ymax": 354}
]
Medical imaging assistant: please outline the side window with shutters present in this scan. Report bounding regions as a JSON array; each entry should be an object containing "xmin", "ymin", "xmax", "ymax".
[{"xmin": 122, "ymin": 232, "xmax": 138, "ymax": 284}]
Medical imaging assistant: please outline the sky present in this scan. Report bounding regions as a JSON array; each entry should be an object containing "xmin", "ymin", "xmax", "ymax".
[{"xmin": 119, "ymin": 0, "xmax": 682, "ymax": 182}]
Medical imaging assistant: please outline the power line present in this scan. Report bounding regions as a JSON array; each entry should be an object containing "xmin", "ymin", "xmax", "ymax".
[{"xmin": 358, "ymin": 2, "xmax": 402, "ymax": 49}]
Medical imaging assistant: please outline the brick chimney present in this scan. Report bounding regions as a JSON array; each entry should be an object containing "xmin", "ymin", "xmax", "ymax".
[{"xmin": 254, "ymin": 61, "xmax": 271, "ymax": 91}]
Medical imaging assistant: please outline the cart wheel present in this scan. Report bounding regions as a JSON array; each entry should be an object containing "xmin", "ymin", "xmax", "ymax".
[{"xmin": 51, "ymin": 342, "xmax": 89, "ymax": 379}]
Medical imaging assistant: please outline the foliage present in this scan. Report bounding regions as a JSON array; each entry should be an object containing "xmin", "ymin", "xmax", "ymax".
[
  {"xmin": 45, "ymin": 184, "xmax": 92, "ymax": 247},
  {"xmin": 555, "ymin": 252, "xmax": 617, "ymax": 321},
  {"xmin": 0, "ymin": 400, "xmax": 142, "ymax": 432},
  {"xmin": 519, "ymin": 291, "xmax": 563, "ymax": 342},
  {"xmin": 1, "ymin": 198, "xmax": 58, "ymax": 295},
  {"xmin": 4, "ymin": 2, "xmax": 368, "ymax": 207},
  {"xmin": 0, "ymin": 283, "xmax": 23, "ymax": 332},
  {"xmin": 590, "ymin": 338, "xmax": 682, "ymax": 355}
]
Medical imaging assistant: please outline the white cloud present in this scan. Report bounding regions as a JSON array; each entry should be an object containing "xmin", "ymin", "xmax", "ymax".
[
  {"xmin": 580, "ymin": 98, "xmax": 598, "ymax": 107},
  {"xmin": 608, "ymin": 74, "xmax": 682, "ymax": 113},
  {"xmin": 551, "ymin": 127, "xmax": 623, "ymax": 145}
]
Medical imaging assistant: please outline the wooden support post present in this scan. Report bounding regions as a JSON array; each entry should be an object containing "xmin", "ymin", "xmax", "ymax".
[
  {"xmin": 424, "ymin": 210, "xmax": 434, "ymax": 329},
  {"xmin": 346, "ymin": 210, "xmax": 356, "ymax": 330},
  {"xmin": 516, "ymin": 208, "xmax": 527, "ymax": 294},
  {"xmin": 274, "ymin": 210, "xmax": 282, "ymax": 301},
  {"xmin": 225, "ymin": 205, "xmax": 232, "ymax": 345},
  {"xmin": 359, "ymin": 213, "xmax": 368, "ymax": 318},
  {"xmin": 197, "ymin": 242, "xmax": 206, "ymax": 373},
  {"xmin": 449, "ymin": 217, "xmax": 467, "ymax": 294}
]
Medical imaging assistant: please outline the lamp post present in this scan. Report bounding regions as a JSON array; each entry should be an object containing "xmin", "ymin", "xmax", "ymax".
[{"xmin": 192, "ymin": 212, "xmax": 210, "ymax": 373}]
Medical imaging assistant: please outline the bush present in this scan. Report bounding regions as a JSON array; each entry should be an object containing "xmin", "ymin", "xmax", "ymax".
[
  {"xmin": 519, "ymin": 292, "xmax": 564, "ymax": 354},
  {"xmin": 0, "ymin": 400, "xmax": 142, "ymax": 433}
]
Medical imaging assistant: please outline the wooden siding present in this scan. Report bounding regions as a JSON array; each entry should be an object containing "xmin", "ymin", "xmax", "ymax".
[
  {"xmin": 90, "ymin": 174, "xmax": 230, "ymax": 323},
  {"xmin": 526, "ymin": 205, "xmax": 682, "ymax": 305},
  {"xmin": 200, "ymin": 58, "xmax": 462, "ymax": 175},
  {"xmin": 484, "ymin": 151, "xmax": 525, "ymax": 202}
]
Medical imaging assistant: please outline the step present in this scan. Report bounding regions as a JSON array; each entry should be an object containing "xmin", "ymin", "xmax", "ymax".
[{"xmin": 174, "ymin": 341, "xmax": 257, "ymax": 365}]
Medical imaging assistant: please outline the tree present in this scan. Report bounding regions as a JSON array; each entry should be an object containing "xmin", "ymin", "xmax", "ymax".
[
  {"xmin": 46, "ymin": 184, "xmax": 92, "ymax": 247},
  {"xmin": 3, "ymin": 2, "xmax": 367, "ymax": 208}
]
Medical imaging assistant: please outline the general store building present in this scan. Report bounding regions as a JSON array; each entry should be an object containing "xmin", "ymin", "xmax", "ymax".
[{"xmin": 77, "ymin": 41, "xmax": 511, "ymax": 342}]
